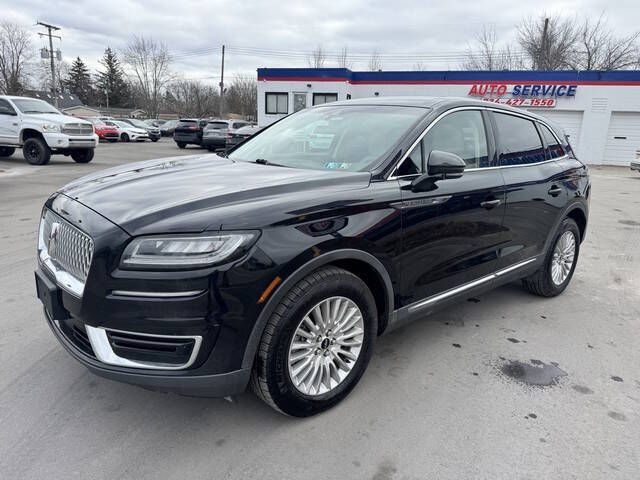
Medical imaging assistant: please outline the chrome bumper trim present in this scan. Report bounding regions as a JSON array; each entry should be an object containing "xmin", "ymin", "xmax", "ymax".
[
  {"xmin": 111, "ymin": 290, "xmax": 204, "ymax": 298},
  {"xmin": 85, "ymin": 325, "xmax": 202, "ymax": 370}
]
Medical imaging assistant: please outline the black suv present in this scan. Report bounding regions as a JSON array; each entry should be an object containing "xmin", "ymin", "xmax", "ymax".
[{"xmin": 35, "ymin": 98, "xmax": 589, "ymax": 417}]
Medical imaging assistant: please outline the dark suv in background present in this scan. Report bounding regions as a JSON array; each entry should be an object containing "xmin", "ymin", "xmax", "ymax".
[
  {"xmin": 173, "ymin": 118, "xmax": 208, "ymax": 148},
  {"xmin": 35, "ymin": 97, "xmax": 589, "ymax": 417},
  {"xmin": 201, "ymin": 120, "xmax": 252, "ymax": 151}
]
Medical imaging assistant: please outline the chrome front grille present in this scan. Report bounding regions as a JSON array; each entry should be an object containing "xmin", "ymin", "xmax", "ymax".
[
  {"xmin": 38, "ymin": 209, "xmax": 94, "ymax": 296},
  {"xmin": 61, "ymin": 123, "xmax": 93, "ymax": 136}
]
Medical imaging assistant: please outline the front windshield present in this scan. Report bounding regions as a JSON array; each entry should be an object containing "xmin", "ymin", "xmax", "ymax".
[
  {"xmin": 128, "ymin": 119, "xmax": 148, "ymax": 128},
  {"xmin": 228, "ymin": 105, "xmax": 426, "ymax": 172},
  {"xmin": 13, "ymin": 98, "xmax": 60, "ymax": 115}
]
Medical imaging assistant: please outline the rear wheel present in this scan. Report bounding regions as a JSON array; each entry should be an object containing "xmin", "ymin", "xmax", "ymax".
[
  {"xmin": 23, "ymin": 137, "xmax": 51, "ymax": 165},
  {"xmin": 251, "ymin": 266, "xmax": 377, "ymax": 417},
  {"xmin": 71, "ymin": 149, "xmax": 95, "ymax": 163},
  {"xmin": 522, "ymin": 218, "xmax": 580, "ymax": 297},
  {"xmin": 176, "ymin": 142, "xmax": 186, "ymax": 149},
  {"xmin": 121, "ymin": 133, "xmax": 130, "ymax": 142},
  {"xmin": 151, "ymin": 137, "xmax": 159, "ymax": 142},
  {"xmin": 0, "ymin": 146, "xmax": 15, "ymax": 157}
]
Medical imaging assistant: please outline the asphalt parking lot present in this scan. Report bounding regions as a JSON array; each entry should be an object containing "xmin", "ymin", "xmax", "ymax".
[{"xmin": 1, "ymin": 139, "xmax": 639, "ymax": 479}]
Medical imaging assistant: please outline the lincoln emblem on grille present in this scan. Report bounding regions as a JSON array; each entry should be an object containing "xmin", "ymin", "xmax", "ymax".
[{"xmin": 48, "ymin": 222, "xmax": 60, "ymax": 256}]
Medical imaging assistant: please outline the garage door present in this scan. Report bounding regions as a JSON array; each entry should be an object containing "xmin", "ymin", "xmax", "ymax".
[
  {"xmin": 527, "ymin": 109, "xmax": 583, "ymax": 155},
  {"xmin": 603, "ymin": 112, "xmax": 640, "ymax": 166}
]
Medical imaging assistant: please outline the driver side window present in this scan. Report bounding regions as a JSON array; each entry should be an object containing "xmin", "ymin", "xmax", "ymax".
[{"xmin": 423, "ymin": 110, "xmax": 489, "ymax": 169}]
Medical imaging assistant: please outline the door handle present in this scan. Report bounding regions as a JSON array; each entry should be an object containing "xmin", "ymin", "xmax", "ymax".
[
  {"xmin": 480, "ymin": 199, "xmax": 501, "ymax": 209},
  {"xmin": 548, "ymin": 185, "xmax": 563, "ymax": 197}
]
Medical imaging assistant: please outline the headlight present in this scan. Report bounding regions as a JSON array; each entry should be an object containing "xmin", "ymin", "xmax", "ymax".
[
  {"xmin": 120, "ymin": 232, "xmax": 259, "ymax": 270},
  {"xmin": 42, "ymin": 124, "xmax": 60, "ymax": 132}
]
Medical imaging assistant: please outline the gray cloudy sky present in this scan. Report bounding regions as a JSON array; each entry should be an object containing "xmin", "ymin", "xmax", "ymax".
[{"xmin": 2, "ymin": 0, "xmax": 638, "ymax": 83}]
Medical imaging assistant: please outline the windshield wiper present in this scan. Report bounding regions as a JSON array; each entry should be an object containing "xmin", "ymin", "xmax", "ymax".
[{"xmin": 254, "ymin": 158, "xmax": 286, "ymax": 167}]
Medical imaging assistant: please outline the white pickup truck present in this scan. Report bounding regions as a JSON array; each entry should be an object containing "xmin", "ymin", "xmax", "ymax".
[{"xmin": 0, "ymin": 95, "xmax": 98, "ymax": 165}]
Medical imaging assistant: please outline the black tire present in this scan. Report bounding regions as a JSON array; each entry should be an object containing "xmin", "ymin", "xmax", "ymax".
[
  {"xmin": 121, "ymin": 133, "xmax": 130, "ymax": 142},
  {"xmin": 22, "ymin": 137, "xmax": 51, "ymax": 165},
  {"xmin": 176, "ymin": 142, "xmax": 186, "ymax": 149},
  {"xmin": 251, "ymin": 266, "xmax": 377, "ymax": 417},
  {"xmin": 151, "ymin": 138, "xmax": 159, "ymax": 142},
  {"xmin": 107, "ymin": 139, "xmax": 118, "ymax": 143},
  {"xmin": 0, "ymin": 146, "xmax": 15, "ymax": 157},
  {"xmin": 522, "ymin": 218, "xmax": 580, "ymax": 297},
  {"xmin": 71, "ymin": 149, "xmax": 95, "ymax": 163},
  {"xmin": 206, "ymin": 146, "xmax": 215, "ymax": 152}
]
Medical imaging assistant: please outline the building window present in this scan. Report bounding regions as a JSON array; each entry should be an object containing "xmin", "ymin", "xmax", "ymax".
[
  {"xmin": 313, "ymin": 93, "xmax": 338, "ymax": 106},
  {"xmin": 265, "ymin": 93, "xmax": 288, "ymax": 114}
]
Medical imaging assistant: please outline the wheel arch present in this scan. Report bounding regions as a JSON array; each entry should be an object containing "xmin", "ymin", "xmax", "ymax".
[
  {"xmin": 566, "ymin": 205, "xmax": 587, "ymax": 243},
  {"xmin": 241, "ymin": 249, "xmax": 395, "ymax": 370},
  {"xmin": 20, "ymin": 128, "xmax": 45, "ymax": 144}
]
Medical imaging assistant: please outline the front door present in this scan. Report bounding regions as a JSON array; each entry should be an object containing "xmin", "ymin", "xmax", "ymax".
[
  {"xmin": 0, "ymin": 98, "xmax": 19, "ymax": 145},
  {"xmin": 398, "ymin": 109, "xmax": 507, "ymax": 307}
]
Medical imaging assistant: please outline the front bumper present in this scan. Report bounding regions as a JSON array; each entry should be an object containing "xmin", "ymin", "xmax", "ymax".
[
  {"xmin": 45, "ymin": 308, "xmax": 250, "ymax": 396},
  {"xmin": 43, "ymin": 132, "xmax": 98, "ymax": 149},
  {"xmin": 631, "ymin": 161, "xmax": 640, "ymax": 172}
]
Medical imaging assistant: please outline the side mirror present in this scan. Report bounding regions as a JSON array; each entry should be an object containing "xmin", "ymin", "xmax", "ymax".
[{"xmin": 427, "ymin": 150, "xmax": 466, "ymax": 179}]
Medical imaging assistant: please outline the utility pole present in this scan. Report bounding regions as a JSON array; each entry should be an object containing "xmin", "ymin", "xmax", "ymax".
[
  {"xmin": 37, "ymin": 21, "xmax": 61, "ymax": 107},
  {"xmin": 219, "ymin": 44, "xmax": 225, "ymax": 118},
  {"xmin": 541, "ymin": 17, "xmax": 549, "ymax": 70}
]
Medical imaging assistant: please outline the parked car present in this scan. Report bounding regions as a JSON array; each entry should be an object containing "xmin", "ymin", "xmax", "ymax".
[
  {"xmin": 160, "ymin": 119, "xmax": 178, "ymax": 137},
  {"xmin": 119, "ymin": 118, "xmax": 161, "ymax": 142},
  {"xmin": 201, "ymin": 119, "xmax": 252, "ymax": 151},
  {"xmin": 0, "ymin": 95, "xmax": 97, "ymax": 165},
  {"xmin": 83, "ymin": 117, "xmax": 119, "ymax": 143},
  {"xmin": 145, "ymin": 119, "xmax": 165, "ymax": 127},
  {"xmin": 34, "ymin": 97, "xmax": 589, "ymax": 417},
  {"xmin": 631, "ymin": 149, "xmax": 640, "ymax": 173},
  {"xmin": 225, "ymin": 124, "xmax": 263, "ymax": 149},
  {"xmin": 173, "ymin": 118, "xmax": 208, "ymax": 148},
  {"xmin": 107, "ymin": 120, "xmax": 149, "ymax": 142}
]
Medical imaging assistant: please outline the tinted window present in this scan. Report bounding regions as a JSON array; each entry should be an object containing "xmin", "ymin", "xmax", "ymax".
[
  {"xmin": 313, "ymin": 93, "xmax": 338, "ymax": 106},
  {"xmin": 494, "ymin": 113, "xmax": 546, "ymax": 166},
  {"xmin": 0, "ymin": 99, "xmax": 16, "ymax": 115},
  {"xmin": 266, "ymin": 93, "xmax": 288, "ymax": 114},
  {"xmin": 539, "ymin": 124, "xmax": 565, "ymax": 159},
  {"xmin": 423, "ymin": 111, "xmax": 489, "ymax": 168}
]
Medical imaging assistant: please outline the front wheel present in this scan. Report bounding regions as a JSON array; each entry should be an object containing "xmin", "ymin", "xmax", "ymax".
[
  {"xmin": 151, "ymin": 138, "xmax": 159, "ymax": 142},
  {"xmin": 176, "ymin": 142, "xmax": 186, "ymax": 149},
  {"xmin": 251, "ymin": 266, "xmax": 377, "ymax": 417},
  {"xmin": 522, "ymin": 218, "xmax": 580, "ymax": 297},
  {"xmin": 71, "ymin": 149, "xmax": 95, "ymax": 163},
  {"xmin": 23, "ymin": 137, "xmax": 51, "ymax": 165},
  {"xmin": 0, "ymin": 146, "xmax": 15, "ymax": 157},
  {"xmin": 121, "ymin": 133, "xmax": 130, "ymax": 142}
]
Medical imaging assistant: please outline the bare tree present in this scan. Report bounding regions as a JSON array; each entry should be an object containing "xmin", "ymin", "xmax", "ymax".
[
  {"xmin": 368, "ymin": 50, "xmax": 382, "ymax": 71},
  {"xmin": 0, "ymin": 22, "xmax": 33, "ymax": 95},
  {"xmin": 337, "ymin": 47, "xmax": 353, "ymax": 69},
  {"xmin": 165, "ymin": 79, "xmax": 218, "ymax": 118},
  {"xmin": 33, "ymin": 58, "xmax": 69, "ymax": 93},
  {"xmin": 518, "ymin": 16, "xmax": 579, "ymax": 70},
  {"xmin": 225, "ymin": 74, "xmax": 257, "ymax": 119},
  {"xmin": 123, "ymin": 35, "xmax": 172, "ymax": 117},
  {"xmin": 465, "ymin": 25, "xmax": 524, "ymax": 70},
  {"xmin": 568, "ymin": 15, "xmax": 639, "ymax": 70},
  {"xmin": 307, "ymin": 45, "xmax": 326, "ymax": 68}
]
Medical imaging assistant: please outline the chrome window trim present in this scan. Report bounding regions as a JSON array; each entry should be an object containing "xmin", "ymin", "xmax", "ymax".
[
  {"xmin": 387, "ymin": 105, "xmax": 568, "ymax": 180},
  {"xmin": 405, "ymin": 257, "xmax": 538, "ymax": 314},
  {"xmin": 111, "ymin": 290, "xmax": 205, "ymax": 298},
  {"xmin": 84, "ymin": 325, "xmax": 203, "ymax": 371}
]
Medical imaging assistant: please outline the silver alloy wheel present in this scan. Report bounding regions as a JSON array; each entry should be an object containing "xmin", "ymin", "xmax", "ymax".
[
  {"xmin": 287, "ymin": 296, "xmax": 365, "ymax": 396},
  {"xmin": 551, "ymin": 230, "xmax": 576, "ymax": 285}
]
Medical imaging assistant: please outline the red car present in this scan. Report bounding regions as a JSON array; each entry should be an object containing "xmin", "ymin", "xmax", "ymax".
[{"xmin": 83, "ymin": 117, "xmax": 119, "ymax": 143}]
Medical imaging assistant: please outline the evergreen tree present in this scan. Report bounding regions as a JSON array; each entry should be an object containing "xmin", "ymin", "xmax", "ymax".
[
  {"xmin": 64, "ymin": 57, "xmax": 94, "ymax": 104},
  {"xmin": 95, "ymin": 47, "xmax": 130, "ymax": 108}
]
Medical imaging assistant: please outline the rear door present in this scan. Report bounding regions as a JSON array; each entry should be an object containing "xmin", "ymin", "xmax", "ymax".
[
  {"xmin": 492, "ymin": 111, "xmax": 566, "ymax": 268},
  {"xmin": 398, "ymin": 109, "xmax": 507, "ymax": 306}
]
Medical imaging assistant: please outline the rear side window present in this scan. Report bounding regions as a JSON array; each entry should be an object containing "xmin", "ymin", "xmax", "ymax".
[
  {"xmin": 539, "ymin": 124, "xmax": 565, "ymax": 159},
  {"xmin": 494, "ymin": 113, "xmax": 545, "ymax": 166},
  {"xmin": 423, "ymin": 110, "xmax": 490, "ymax": 169}
]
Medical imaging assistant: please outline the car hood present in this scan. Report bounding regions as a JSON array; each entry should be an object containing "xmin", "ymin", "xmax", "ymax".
[
  {"xmin": 23, "ymin": 113, "xmax": 92, "ymax": 125},
  {"xmin": 60, "ymin": 155, "xmax": 371, "ymax": 235}
]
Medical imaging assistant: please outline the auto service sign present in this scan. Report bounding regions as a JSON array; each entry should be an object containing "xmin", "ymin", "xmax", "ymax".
[{"xmin": 467, "ymin": 83, "xmax": 577, "ymax": 108}]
